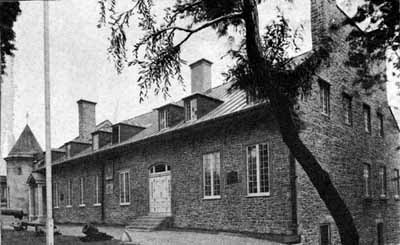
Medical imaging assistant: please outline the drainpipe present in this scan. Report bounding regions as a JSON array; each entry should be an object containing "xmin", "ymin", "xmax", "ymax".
[{"xmin": 289, "ymin": 153, "xmax": 298, "ymax": 235}]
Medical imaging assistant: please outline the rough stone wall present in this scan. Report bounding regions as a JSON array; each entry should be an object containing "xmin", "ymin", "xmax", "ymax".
[
  {"xmin": 53, "ymin": 110, "xmax": 297, "ymax": 237},
  {"xmin": 296, "ymin": 1, "xmax": 400, "ymax": 244},
  {"xmin": 6, "ymin": 157, "xmax": 33, "ymax": 213}
]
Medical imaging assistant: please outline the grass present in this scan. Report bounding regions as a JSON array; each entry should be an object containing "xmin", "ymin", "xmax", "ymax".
[{"xmin": 2, "ymin": 230, "xmax": 121, "ymax": 245}]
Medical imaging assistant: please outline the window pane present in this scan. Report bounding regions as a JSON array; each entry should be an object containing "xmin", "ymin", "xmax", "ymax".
[
  {"xmin": 119, "ymin": 173, "xmax": 124, "ymax": 203},
  {"xmin": 259, "ymin": 144, "xmax": 269, "ymax": 193},
  {"xmin": 190, "ymin": 99, "xmax": 197, "ymax": 120},
  {"xmin": 363, "ymin": 164, "xmax": 371, "ymax": 197},
  {"xmin": 320, "ymin": 224, "xmax": 331, "ymax": 245},
  {"xmin": 125, "ymin": 172, "xmax": 130, "ymax": 203},
  {"xmin": 343, "ymin": 95, "xmax": 352, "ymax": 125},
  {"xmin": 248, "ymin": 146, "xmax": 258, "ymax": 194},
  {"xmin": 213, "ymin": 153, "xmax": 221, "ymax": 196},
  {"xmin": 203, "ymin": 155, "xmax": 212, "ymax": 196},
  {"xmin": 363, "ymin": 105, "xmax": 371, "ymax": 132}
]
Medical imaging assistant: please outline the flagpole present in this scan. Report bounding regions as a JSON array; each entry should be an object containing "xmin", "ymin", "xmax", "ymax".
[{"xmin": 43, "ymin": 1, "xmax": 54, "ymax": 244}]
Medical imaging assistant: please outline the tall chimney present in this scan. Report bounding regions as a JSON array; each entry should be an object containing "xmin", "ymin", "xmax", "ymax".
[
  {"xmin": 77, "ymin": 99, "xmax": 96, "ymax": 141},
  {"xmin": 190, "ymin": 59, "xmax": 212, "ymax": 93},
  {"xmin": 310, "ymin": 0, "xmax": 331, "ymax": 49}
]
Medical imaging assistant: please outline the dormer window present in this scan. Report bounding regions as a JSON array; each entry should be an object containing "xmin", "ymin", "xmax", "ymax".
[
  {"xmin": 112, "ymin": 126, "xmax": 120, "ymax": 144},
  {"xmin": 93, "ymin": 134, "xmax": 99, "ymax": 150},
  {"xmin": 185, "ymin": 99, "xmax": 197, "ymax": 121},
  {"xmin": 159, "ymin": 109, "xmax": 169, "ymax": 130},
  {"xmin": 66, "ymin": 144, "xmax": 71, "ymax": 158}
]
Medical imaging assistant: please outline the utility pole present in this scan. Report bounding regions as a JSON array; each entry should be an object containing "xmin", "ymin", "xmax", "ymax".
[{"xmin": 43, "ymin": 0, "xmax": 54, "ymax": 244}]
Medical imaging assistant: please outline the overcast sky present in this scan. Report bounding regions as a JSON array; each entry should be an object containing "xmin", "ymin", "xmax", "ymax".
[{"xmin": 0, "ymin": 0, "xmax": 398, "ymax": 174}]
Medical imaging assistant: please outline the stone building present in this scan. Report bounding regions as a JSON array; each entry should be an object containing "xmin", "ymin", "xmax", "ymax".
[{"xmin": 5, "ymin": 0, "xmax": 400, "ymax": 244}]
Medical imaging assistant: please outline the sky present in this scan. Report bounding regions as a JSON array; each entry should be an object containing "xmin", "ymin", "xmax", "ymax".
[{"xmin": 0, "ymin": 0, "xmax": 398, "ymax": 175}]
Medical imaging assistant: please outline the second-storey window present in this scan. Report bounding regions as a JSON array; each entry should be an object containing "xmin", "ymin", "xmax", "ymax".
[
  {"xmin": 363, "ymin": 163, "xmax": 371, "ymax": 198},
  {"xmin": 343, "ymin": 93, "xmax": 352, "ymax": 125},
  {"xmin": 319, "ymin": 81, "xmax": 330, "ymax": 115},
  {"xmin": 185, "ymin": 99, "xmax": 197, "ymax": 121},
  {"xmin": 119, "ymin": 170, "xmax": 130, "ymax": 205},
  {"xmin": 79, "ymin": 177, "xmax": 85, "ymax": 206},
  {"xmin": 377, "ymin": 112, "xmax": 384, "ymax": 137},
  {"xmin": 67, "ymin": 179, "xmax": 72, "ymax": 206},
  {"xmin": 247, "ymin": 143, "xmax": 270, "ymax": 196},
  {"xmin": 94, "ymin": 175, "xmax": 101, "ymax": 205},
  {"xmin": 393, "ymin": 169, "xmax": 400, "ymax": 199},
  {"xmin": 93, "ymin": 134, "xmax": 99, "ymax": 150},
  {"xmin": 159, "ymin": 109, "xmax": 169, "ymax": 130},
  {"xmin": 363, "ymin": 104, "xmax": 371, "ymax": 133},
  {"xmin": 203, "ymin": 152, "xmax": 221, "ymax": 198},
  {"xmin": 379, "ymin": 166, "xmax": 387, "ymax": 198}
]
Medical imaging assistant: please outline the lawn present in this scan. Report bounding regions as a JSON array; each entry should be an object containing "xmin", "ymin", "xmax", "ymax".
[{"xmin": 2, "ymin": 230, "xmax": 121, "ymax": 245}]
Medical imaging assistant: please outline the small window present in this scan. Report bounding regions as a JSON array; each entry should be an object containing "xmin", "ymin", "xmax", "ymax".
[
  {"xmin": 320, "ymin": 224, "xmax": 331, "ymax": 245},
  {"xmin": 119, "ymin": 170, "xmax": 130, "ymax": 205},
  {"xmin": 247, "ymin": 143, "xmax": 270, "ymax": 196},
  {"xmin": 377, "ymin": 222, "xmax": 384, "ymax": 245},
  {"xmin": 363, "ymin": 163, "xmax": 371, "ymax": 198},
  {"xmin": 15, "ymin": 167, "xmax": 22, "ymax": 175},
  {"xmin": 93, "ymin": 134, "xmax": 99, "ymax": 150},
  {"xmin": 79, "ymin": 177, "xmax": 85, "ymax": 206},
  {"xmin": 112, "ymin": 126, "xmax": 120, "ymax": 144},
  {"xmin": 379, "ymin": 166, "xmax": 387, "ymax": 198},
  {"xmin": 67, "ymin": 179, "xmax": 72, "ymax": 207},
  {"xmin": 377, "ymin": 112, "xmax": 384, "ymax": 137},
  {"xmin": 343, "ymin": 93, "xmax": 352, "ymax": 125},
  {"xmin": 363, "ymin": 104, "xmax": 371, "ymax": 133},
  {"xmin": 94, "ymin": 175, "xmax": 101, "ymax": 205},
  {"xmin": 185, "ymin": 99, "xmax": 197, "ymax": 121},
  {"xmin": 393, "ymin": 169, "xmax": 400, "ymax": 199},
  {"xmin": 66, "ymin": 144, "xmax": 71, "ymax": 158},
  {"xmin": 203, "ymin": 152, "xmax": 221, "ymax": 199},
  {"xmin": 319, "ymin": 80, "xmax": 330, "ymax": 116},
  {"xmin": 159, "ymin": 109, "xmax": 169, "ymax": 130}
]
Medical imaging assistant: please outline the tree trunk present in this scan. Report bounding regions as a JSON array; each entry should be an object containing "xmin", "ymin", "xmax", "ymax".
[{"xmin": 242, "ymin": 0, "xmax": 360, "ymax": 244}]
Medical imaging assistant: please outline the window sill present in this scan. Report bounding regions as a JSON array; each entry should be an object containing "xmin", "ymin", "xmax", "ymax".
[
  {"xmin": 247, "ymin": 193, "xmax": 270, "ymax": 198},
  {"xmin": 120, "ymin": 203, "xmax": 130, "ymax": 206},
  {"xmin": 79, "ymin": 204, "xmax": 86, "ymax": 208},
  {"xmin": 66, "ymin": 205, "xmax": 72, "ymax": 208},
  {"xmin": 93, "ymin": 203, "xmax": 102, "ymax": 207},
  {"xmin": 203, "ymin": 196, "xmax": 221, "ymax": 200}
]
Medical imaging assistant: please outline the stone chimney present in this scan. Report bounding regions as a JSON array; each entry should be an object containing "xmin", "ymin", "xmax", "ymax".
[
  {"xmin": 310, "ymin": 0, "xmax": 330, "ymax": 49},
  {"xmin": 77, "ymin": 99, "xmax": 96, "ymax": 141},
  {"xmin": 190, "ymin": 59, "xmax": 212, "ymax": 93}
]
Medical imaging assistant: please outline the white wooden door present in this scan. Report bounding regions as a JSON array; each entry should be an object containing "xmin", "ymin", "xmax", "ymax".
[{"xmin": 149, "ymin": 172, "xmax": 171, "ymax": 215}]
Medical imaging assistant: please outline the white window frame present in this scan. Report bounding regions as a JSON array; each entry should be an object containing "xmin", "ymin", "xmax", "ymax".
[
  {"xmin": 319, "ymin": 223, "xmax": 331, "ymax": 245},
  {"xmin": 93, "ymin": 134, "xmax": 99, "ymax": 150},
  {"xmin": 79, "ymin": 177, "xmax": 85, "ymax": 207},
  {"xmin": 203, "ymin": 152, "xmax": 221, "ymax": 199},
  {"xmin": 319, "ymin": 81, "xmax": 330, "ymax": 116},
  {"xmin": 159, "ymin": 109, "xmax": 168, "ymax": 130},
  {"xmin": 363, "ymin": 104, "xmax": 371, "ymax": 133},
  {"xmin": 363, "ymin": 163, "xmax": 371, "ymax": 198},
  {"xmin": 186, "ymin": 99, "xmax": 197, "ymax": 121},
  {"xmin": 393, "ymin": 169, "xmax": 400, "ymax": 200},
  {"xmin": 53, "ymin": 182, "xmax": 59, "ymax": 208},
  {"xmin": 246, "ymin": 143, "xmax": 270, "ymax": 197},
  {"xmin": 66, "ymin": 179, "xmax": 72, "ymax": 207},
  {"xmin": 94, "ymin": 175, "xmax": 101, "ymax": 206},
  {"xmin": 379, "ymin": 166, "xmax": 387, "ymax": 198},
  {"xmin": 119, "ymin": 170, "xmax": 130, "ymax": 205}
]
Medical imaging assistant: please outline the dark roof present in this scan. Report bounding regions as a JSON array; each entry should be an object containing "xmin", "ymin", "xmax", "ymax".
[{"xmin": 7, "ymin": 125, "xmax": 42, "ymax": 158}]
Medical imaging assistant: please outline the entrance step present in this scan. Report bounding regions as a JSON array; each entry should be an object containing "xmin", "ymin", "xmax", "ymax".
[{"xmin": 125, "ymin": 215, "xmax": 173, "ymax": 231}]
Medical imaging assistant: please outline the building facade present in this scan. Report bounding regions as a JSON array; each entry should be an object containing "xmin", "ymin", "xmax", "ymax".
[{"xmin": 5, "ymin": 0, "xmax": 400, "ymax": 244}]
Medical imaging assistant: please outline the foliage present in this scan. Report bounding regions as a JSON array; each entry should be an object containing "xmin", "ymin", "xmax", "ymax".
[{"xmin": 0, "ymin": 2, "xmax": 21, "ymax": 75}]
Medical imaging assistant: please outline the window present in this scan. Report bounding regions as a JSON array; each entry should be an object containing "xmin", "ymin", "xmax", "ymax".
[
  {"xmin": 363, "ymin": 163, "xmax": 371, "ymax": 198},
  {"xmin": 79, "ymin": 177, "xmax": 85, "ymax": 206},
  {"xmin": 377, "ymin": 223, "xmax": 384, "ymax": 245},
  {"xmin": 379, "ymin": 166, "xmax": 387, "ymax": 198},
  {"xmin": 203, "ymin": 152, "xmax": 221, "ymax": 199},
  {"xmin": 15, "ymin": 167, "xmax": 22, "ymax": 175},
  {"xmin": 393, "ymin": 169, "xmax": 400, "ymax": 199},
  {"xmin": 319, "ymin": 81, "xmax": 330, "ymax": 115},
  {"xmin": 185, "ymin": 99, "xmax": 197, "ymax": 121},
  {"xmin": 66, "ymin": 144, "xmax": 71, "ymax": 158},
  {"xmin": 343, "ymin": 93, "xmax": 352, "ymax": 125},
  {"xmin": 53, "ymin": 182, "xmax": 59, "ymax": 208},
  {"xmin": 247, "ymin": 143, "xmax": 270, "ymax": 196},
  {"xmin": 363, "ymin": 104, "xmax": 371, "ymax": 133},
  {"xmin": 112, "ymin": 126, "xmax": 120, "ymax": 144},
  {"xmin": 159, "ymin": 109, "xmax": 169, "ymax": 130},
  {"xmin": 377, "ymin": 112, "xmax": 384, "ymax": 137},
  {"xmin": 320, "ymin": 224, "xmax": 331, "ymax": 245},
  {"xmin": 67, "ymin": 179, "xmax": 72, "ymax": 207},
  {"xmin": 94, "ymin": 175, "xmax": 101, "ymax": 205},
  {"xmin": 93, "ymin": 134, "xmax": 99, "ymax": 150},
  {"xmin": 119, "ymin": 170, "xmax": 130, "ymax": 205}
]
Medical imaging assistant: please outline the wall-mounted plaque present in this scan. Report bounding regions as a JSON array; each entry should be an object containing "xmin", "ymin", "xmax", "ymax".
[
  {"xmin": 226, "ymin": 171, "xmax": 239, "ymax": 185},
  {"xmin": 105, "ymin": 183, "xmax": 114, "ymax": 194},
  {"xmin": 105, "ymin": 162, "xmax": 114, "ymax": 180}
]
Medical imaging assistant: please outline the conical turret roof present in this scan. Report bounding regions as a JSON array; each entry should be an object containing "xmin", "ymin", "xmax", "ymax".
[{"xmin": 7, "ymin": 125, "xmax": 42, "ymax": 158}]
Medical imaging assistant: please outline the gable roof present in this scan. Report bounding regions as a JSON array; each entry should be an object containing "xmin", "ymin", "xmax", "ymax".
[{"xmin": 7, "ymin": 125, "xmax": 42, "ymax": 158}]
